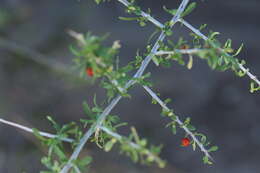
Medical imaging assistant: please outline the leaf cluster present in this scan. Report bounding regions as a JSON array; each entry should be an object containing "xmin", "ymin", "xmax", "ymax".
[
  {"xmin": 80, "ymin": 101, "xmax": 165, "ymax": 167},
  {"xmin": 33, "ymin": 116, "xmax": 91, "ymax": 173}
]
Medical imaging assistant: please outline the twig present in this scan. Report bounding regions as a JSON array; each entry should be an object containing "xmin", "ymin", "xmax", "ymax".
[
  {"xmin": 0, "ymin": 38, "xmax": 69, "ymax": 74},
  {"xmin": 155, "ymin": 48, "xmax": 205, "ymax": 56},
  {"xmin": 117, "ymin": 0, "xmax": 164, "ymax": 29},
  {"xmin": 178, "ymin": 19, "xmax": 260, "ymax": 86},
  {"xmin": 99, "ymin": 126, "xmax": 164, "ymax": 165},
  {"xmin": 60, "ymin": 95, "xmax": 122, "ymax": 173},
  {"xmin": 0, "ymin": 118, "xmax": 74, "ymax": 143},
  {"xmin": 142, "ymin": 86, "xmax": 213, "ymax": 160},
  {"xmin": 60, "ymin": 1, "xmax": 190, "ymax": 172}
]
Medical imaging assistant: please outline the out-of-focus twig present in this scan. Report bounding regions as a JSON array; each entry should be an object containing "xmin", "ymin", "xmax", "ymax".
[{"xmin": 0, "ymin": 118, "xmax": 74, "ymax": 143}]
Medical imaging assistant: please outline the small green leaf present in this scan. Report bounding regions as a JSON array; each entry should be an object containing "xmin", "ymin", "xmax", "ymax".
[
  {"xmin": 187, "ymin": 55, "xmax": 193, "ymax": 69},
  {"xmin": 250, "ymin": 82, "xmax": 260, "ymax": 93},
  {"xmin": 163, "ymin": 6, "xmax": 178, "ymax": 16},
  {"xmin": 208, "ymin": 146, "xmax": 218, "ymax": 152},
  {"xmin": 209, "ymin": 32, "xmax": 220, "ymax": 40},
  {"xmin": 171, "ymin": 124, "xmax": 177, "ymax": 134},
  {"xmin": 104, "ymin": 138, "xmax": 117, "ymax": 152},
  {"xmin": 139, "ymin": 21, "xmax": 146, "ymax": 27},
  {"xmin": 53, "ymin": 145, "xmax": 66, "ymax": 160},
  {"xmin": 201, "ymin": 135, "xmax": 207, "ymax": 144},
  {"xmin": 192, "ymin": 141, "xmax": 196, "ymax": 151},
  {"xmin": 82, "ymin": 101, "xmax": 93, "ymax": 117},
  {"xmin": 233, "ymin": 43, "xmax": 244, "ymax": 56},
  {"xmin": 118, "ymin": 16, "xmax": 139, "ymax": 21},
  {"xmin": 78, "ymin": 156, "xmax": 93, "ymax": 167},
  {"xmin": 199, "ymin": 24, "xmax": 207, "ymax": 31},
  {"xmin": 165, "ymin": 29, "xmax": 173, "ymax": 36},
  {"xmin": 202, "ymin": 155, "xmax": 212, "ymax": 164},
  {"xmin": 32, "ymin": 128, "xmax": 46, "ymax": 141},
  {"xmin": 187, "ymin": 124, "xmax": 196, "ymax": 131},
  {"xmin": 164, "ymin": 98, "xmax": 172, "ymax": 104},
  {"xmin": 46, "ymin": 116, "xmax": 60, "ymax": 131},
  {"xmin": 152, "ymin": 56, "xmax": 160, "ymax": 66},
  {"xmin": 184, "ymin": 117, "xmax": 191, "ymax": 125},
  {"xmin": 181, "ymin": 2, "xmax": 197, "ymax": 17}
]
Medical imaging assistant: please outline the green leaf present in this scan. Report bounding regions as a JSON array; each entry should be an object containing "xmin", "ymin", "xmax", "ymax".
[
  {"xmin": 46, "ymin": 116, "xmax": 60, "ymax": 131},
  {"xmin": 104, "ymin": 138, "xmax": 117, "ymax": 152},
  {"xmin": 82, "ymin": 101, "xmax": 94, "ymax": 118},
  {"xmin": 139, "ymin": 139, "xmax": 147, "ymax": 147},
  {"xmin": 118, "ymin": 16, "xmax": 139, "ymax": 21},
  {"xmin": 199, "ymin": 24, "xmax": 207, "ymax": 31},
  {"xmin": 184, "ymin": 117, "xmax": 191, "ymax": 125},
  {"xmin": 32, "ymin": 128, "xmax": 47, "ymax": 141},
  {"xmin": 203, "ymin": 155, "xmax": 212, "ymax": 164},
  {"xmin": 95, "ymin": 0, "xmax": 106, "ymax": 4},
  {"xmin": 139, "ymin": 21, "xmax": 146, "ymax": 27},
  {"xmin": 164, "ymin": 98, "xmax": 172, "ymax": 104},
  {"xmin": 250, "ymin": 82, "xmax": 260, "ymax": 93},
  {"xmin": 208, "ymin": 146, "xmax": 218, "ymax": 152},
  {"xmin": 163, "ymin": 6, "xmax": 178, "ymax": 16},
  {"xmin": 53, "ymin": 145, "xmax": 66, "ymax": 160},
  {"xmin": 171, "ymin": 124, "xmax": 177, "ymax": 134},
  {"xmin": 201, "ymin": 135, "xmax": 207, "ymax": 144},
  {"xmin": 131, "ymin": 150, "xmax": 139, "ymax": 162},
  {"xmin": 92, "ymin": 106, "xmax": 103, "ymax": 113},
  {"xmin": 78, "ymin": 156, "xmax": 93, "ymax": 167},
  {"xmin": 224, "ymin": 39, "xmax": 232, "ymax": 49},
  {"xmin": 187, "ymin": 55, "xmax": 193, "ymax": 69},
  {"xmin": 69, "ymin": 45, "xmax": 81, "ymax": 57},
  {"xmin": 181, "ymin": 2, "xmax": 197, "ymax": 17},
  {"xmin": 187, "ymin": 124, "xmax": 196, "ymax": 131},
  {"xmin": 152, "ymin": 56, "xmax": 160, "ymax": 66},
  {"xmin": 209, "ymin": 32, "xmax": 220, "ymax": 40},
  {"xmin": 233, "ymin": 43, "xmax": 244, "ymax": 56},
  {"xmin": 192, "ymin": 141, "xmax": 196, "ymax": 151}
]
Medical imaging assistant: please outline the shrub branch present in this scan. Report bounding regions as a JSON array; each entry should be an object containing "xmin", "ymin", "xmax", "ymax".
[
  {"xmin": 60, "ymin": 1, "xmax": 190, "ymax": 172},
  {"xmin": 142, "ymin": 86, "xmax": 213, "ymax": 160},
  {"xmin": 99, "ymin": 126, "xmax": 165, "ymax": 167},
  {"xmin": 117, "ymin": 0, "xmax": 164, "ymax": 28},
  {"xmin": 178, "ymin": 19, "xmax": 260, "ymax": 86},
  {"xmin": 0, "ymin": 118, "xmax": 74, "ymax": 143}
]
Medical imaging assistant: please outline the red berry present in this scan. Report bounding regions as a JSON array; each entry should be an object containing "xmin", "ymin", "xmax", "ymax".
[
  {"xmin": 86, "ymin": 67, "xmax": 94, "ymax": 77},
  {"xmin": 181, "ymin": 137, "xmax": 190, "ymax": 147}
]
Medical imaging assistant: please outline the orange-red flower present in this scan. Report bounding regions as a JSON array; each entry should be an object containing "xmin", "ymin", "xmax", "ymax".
[
  {"xmin": 181, "ymin": 137, "xmax": 190, "ymax": 147},
  {"xmin": 86, "ymin": 67, "xmax": 94, "ymax": 77}
]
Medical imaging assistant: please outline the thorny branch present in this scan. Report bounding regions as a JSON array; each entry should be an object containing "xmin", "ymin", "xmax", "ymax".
[
  {"xmin": 178, "ymin": 19, "xmax": 260, "ymax": 86},
  {"xmin": 116, "ymin": 0, "xmax": 259, "ymax": 86},
  {"xmin": 99, "ymin": 126, "xmax": 165, "ymax": 167},
  {"xmin": 142, "ymin": 86, "xmax": 212, "ymax": 160},
  {"xmin": 60, "ymin": 1, "xmax": 190, "ymax": 172},
  {"xmin": 1, "ymin": 0, "xmax": 258, "ymax": 171},
  {"xmin": 0, "ymin": 118, "xmax": 74, "ymax": 143}
]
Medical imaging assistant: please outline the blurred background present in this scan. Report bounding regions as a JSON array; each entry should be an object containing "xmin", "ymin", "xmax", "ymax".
[{"xmin": 0, "ymin": 0, "xmax": 259, "ymax": 172}]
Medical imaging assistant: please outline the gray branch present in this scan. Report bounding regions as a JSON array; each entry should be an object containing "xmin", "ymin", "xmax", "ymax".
[
  {"xmin": 0, "ymin": 118, "xmax": 74, "ymax": 143},
  {"xmin": 155, "ymin": 48, "xmax": 205, "ymax": 55},
  {"xmin": 178, "ymin": 19, "xmax": 260, "ymax": 86},
  {"xmin": 99, "ymin": 126, "xmax": 164, "ymax": 165},
  {"xmin": 117, "ymin": 0, "xmax": 164, "ymax": 29},
  {"xmin": 142, "ymin": 86, "xmax": 213, "ymax": 160}
]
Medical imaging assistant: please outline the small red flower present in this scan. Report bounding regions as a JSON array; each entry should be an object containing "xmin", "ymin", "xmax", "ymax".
[
  {"xmin": 181, "ymin": 137, "xmax": 190, "ymax": 147},
  {"xmin": 86, "ymin": 67, "xmax": 94, "ymax": 77}
]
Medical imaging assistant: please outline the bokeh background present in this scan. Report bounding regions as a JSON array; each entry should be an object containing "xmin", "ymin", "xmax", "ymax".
[{"xmin": 0, "ymin": 0, "xmax": 259, "ymax": 172}]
